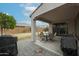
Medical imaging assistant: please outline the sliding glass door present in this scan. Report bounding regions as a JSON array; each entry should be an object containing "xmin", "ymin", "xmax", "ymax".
[{"xmin": 53, "ymin": 23, "xmax": 68, "ymax": 36}]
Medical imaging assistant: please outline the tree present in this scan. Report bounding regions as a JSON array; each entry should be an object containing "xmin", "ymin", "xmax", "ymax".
[{"xmin": 0, "ymin": 12, "xmax": 16, "ymax": 35}]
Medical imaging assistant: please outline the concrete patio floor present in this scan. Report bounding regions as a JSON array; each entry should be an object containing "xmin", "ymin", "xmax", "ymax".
[
  {"xmin": 35, "ymin": 38, "xmax": 79, "ymax": 56},
  {"xmin": 35, "ymin": 40, "xmax": 63, "ymax": 56},
  {"xmin": 17, "ymin": 38, "xmax": 79, "ymax": 56},
  {"xmin": 17, "ymin": 39, "xmax": 58, "ymax": 56}
]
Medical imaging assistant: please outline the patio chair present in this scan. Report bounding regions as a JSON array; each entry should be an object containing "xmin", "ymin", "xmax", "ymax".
[
  {"xmin": 39, "ymin": 32, "xmax": 50, "ymax": 41},
  {"xmin": 49, "ymin": 33, "xmax": 54, "ymax": 41},
  {"xmin": 39, "ymin": 32, "xmax": 45, "ymax": 41},
  {"xmin": 61, "ymin": 34, "xmax": 78, "ymax": 56}
]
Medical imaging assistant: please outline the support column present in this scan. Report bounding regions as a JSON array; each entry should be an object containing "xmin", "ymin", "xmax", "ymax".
[
  {"xmin": 49, "ymin": 23, "xmax": 53, "ymax": 34},
  {"xmin": 31, "ymin": 19, "xmax": 36, "ymax": 42}
]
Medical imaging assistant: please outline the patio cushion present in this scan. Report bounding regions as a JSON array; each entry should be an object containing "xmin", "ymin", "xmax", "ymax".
[
  {"xmin": 0, "ymin": 35, "xmax": 18, "ymax": 56},
  {"xmin": 61, "ymin": 35, "xmax": 77, "ymax": 49}
]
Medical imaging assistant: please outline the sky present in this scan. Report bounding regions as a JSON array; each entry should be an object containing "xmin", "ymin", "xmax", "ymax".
[{"xmin": 0, "ymin": 3, "xmax": 48, "ymax": 27}]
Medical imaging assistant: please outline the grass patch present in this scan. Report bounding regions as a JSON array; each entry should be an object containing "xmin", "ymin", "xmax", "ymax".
[
  {"xmin": 17, "ymin": 36, "xmax": 31, "ymax": 40},
  {"xmin": 13, "ymin": 33, "xmax": 32, "ymax": 40}
]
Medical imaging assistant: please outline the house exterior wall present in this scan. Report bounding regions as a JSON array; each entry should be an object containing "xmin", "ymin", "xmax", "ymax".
[
  {"xmin": 59, "ymin": 17, "xmax": 79, "ymax": 36},
  {"xmin": 67, "ymin": 19, "xmax": 75, "ymax": 35},
  {"xmin": 75, "ymin": 13, "xmax": 79, "ymax": 37},
  {"xmin": 50, "ymin": 18, "xmax": 76, "ymax": 35},
  {"xmin": 67, "ymin": 12, "xmax": 79, "ymax": 36},
  {"xmin": 76, "ymin": 18, "xmax": 79, "ymax": 37}
]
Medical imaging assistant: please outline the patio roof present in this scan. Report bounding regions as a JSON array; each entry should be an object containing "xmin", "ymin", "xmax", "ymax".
[{"xmin": 31, "ymin": 3, "xmax": 79, "ymax": 23}]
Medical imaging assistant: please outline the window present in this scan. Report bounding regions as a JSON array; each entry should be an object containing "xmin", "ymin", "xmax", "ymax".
[{"xmin": 53, "ymin": 23, "xmax": 68, "ymax": 36}]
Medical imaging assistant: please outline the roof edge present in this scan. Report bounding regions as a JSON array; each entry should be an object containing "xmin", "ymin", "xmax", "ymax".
[{"xmin": 30, "ymin": 3, "xmax": 43, "ymax": 17}]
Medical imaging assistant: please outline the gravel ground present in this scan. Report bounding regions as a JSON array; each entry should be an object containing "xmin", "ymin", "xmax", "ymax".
[{"xmin": 17, "ymin": 39, "xmax": 58, "ymax": 56}]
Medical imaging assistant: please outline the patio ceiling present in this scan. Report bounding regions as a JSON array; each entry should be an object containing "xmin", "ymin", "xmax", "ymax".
[{"xmin": 34, "ymin": 3, "xmax": 79, "ymax": 24}]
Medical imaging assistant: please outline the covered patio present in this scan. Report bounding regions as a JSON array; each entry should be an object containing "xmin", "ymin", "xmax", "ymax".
[
  {"xmin": 30, "ymin": 3, "xmax": 79, "ymax": 55},
  {"xmin": 35, "ymin": 37, "xmax": 63, "ymax": 55}
]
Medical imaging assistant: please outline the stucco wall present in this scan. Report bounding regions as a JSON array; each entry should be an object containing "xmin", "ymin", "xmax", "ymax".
[
  {"xmin": 76, "ymin": 14, "xmax": 79, "ymax": 37},
  {"xmin": 76, "ymin": 19, "xmax": 79, "ymax": 37},
  {"xmin": 67, "ymin": 19, "xmax": 75, "ymax": 35}
]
